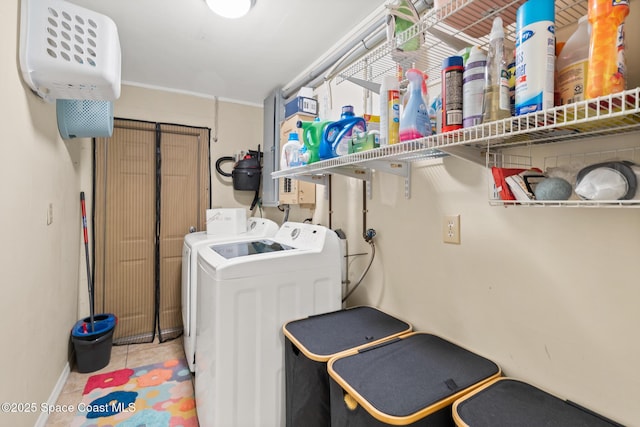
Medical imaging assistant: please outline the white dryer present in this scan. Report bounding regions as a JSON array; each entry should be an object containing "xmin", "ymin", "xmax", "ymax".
[
  {"xmin": 181, "ymin": 217, "xmax": 278, "ymax": 372},
  {"xmin": 195, "ymin": 222, "xmax": 342, "ymax": 427}
]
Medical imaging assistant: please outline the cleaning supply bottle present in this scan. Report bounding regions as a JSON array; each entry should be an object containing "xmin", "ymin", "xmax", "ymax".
[
  {"xmin": 483, "ymin": 17, "xmax": 511, "ymax": 122},
  {"xmin": 297, "ymin": 118, "xmax": 332, "ymax": 164},
  {"xmin": 515, "ymin": 0, "xmax": 556, "ymax": 115},
  {"xmin": 399, "ymin": 69, "xmax": 432, "ymax": 141},
  {"xmin": 556, "ymin": 15, "xmax": 590, "ymax": 105},
  {"xmin": 280, "ymin": 132, "xmax": 304, "ymax": 169},
  {"xmin": 586, "ymin": 0, "xmax": 629, "ymax": 98},
  {"xmin": 463, "ymin": 46, "xmax": 487, "ymax": 128},
  {"xmin": 379, "ymin": 76, "xmax": 401, "ymax": 146},
  {"xmin": 442, "ymin": 56, "xmax": 464, "ymax": 132},
  {"xmin": 508, "ymin": 48, "xmax": 516, "ymax": 115},
  {"xmin": 421, "ymin": 77, "xmax": 433, "ymax": 135},
  {"xmin": 319, "ymin": 106, "xmax": 367, "ymax": 160},
  {"xmin": 430, "ymin": 95, "xmax": 442, "ymax": 134}
]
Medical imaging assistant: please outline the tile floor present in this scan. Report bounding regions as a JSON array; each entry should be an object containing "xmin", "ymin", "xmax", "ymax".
[{"xmin": 45, "ymin": 336, "xmax": 190, "ymax": 426}]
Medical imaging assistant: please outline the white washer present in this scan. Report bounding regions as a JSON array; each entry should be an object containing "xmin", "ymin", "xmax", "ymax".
[
  {"xmin": 182, "ymin": 217, "xmax": 278, "ymax": 372},
  {"xmin": 195, "ymin": 222, "xmax": 342, "ymax": 427}
]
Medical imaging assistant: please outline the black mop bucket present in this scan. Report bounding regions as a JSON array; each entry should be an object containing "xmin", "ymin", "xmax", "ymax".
[{"xmin": 71, "ymin": 314, "xmax": 117, "ymax": 373}]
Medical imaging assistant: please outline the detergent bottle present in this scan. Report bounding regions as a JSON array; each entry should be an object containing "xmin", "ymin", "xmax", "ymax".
[
  {"xmin": 319, "ymin": 106, "xmax": 367, "ymax": 160},
  {"xmin": 280, "ymin": 132, "xmax": 304, "ymax": 169},
  {"xmin": 399, "ymin": 69, "xmax": 432, "ymax": 141},
  {"xmin": 586, "ymin": 0, "xmax": 629, "ymax": 98},
  {"xmin": 297, "ymin": 118, "xmax": 333, "ymax": 164}
]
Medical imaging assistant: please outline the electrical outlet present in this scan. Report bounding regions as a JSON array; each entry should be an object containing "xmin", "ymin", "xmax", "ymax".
[{"xmin": 442, "ymin": 214, "xmax": 460, "ymax": 244}]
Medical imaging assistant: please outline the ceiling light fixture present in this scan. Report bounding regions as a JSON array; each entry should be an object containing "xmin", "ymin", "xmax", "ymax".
[{"xmin": 205, "ymin": 0, "xmax": 256, "ymax": 19}]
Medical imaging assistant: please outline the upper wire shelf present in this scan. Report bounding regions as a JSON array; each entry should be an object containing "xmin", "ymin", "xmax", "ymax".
[
  {"xmin": 273, "ymin": 88, "xmax": 640, "ymax": 180},
  {"xmin": 337, "ymin": 0, "xmax": 587, "ymax": 88}
]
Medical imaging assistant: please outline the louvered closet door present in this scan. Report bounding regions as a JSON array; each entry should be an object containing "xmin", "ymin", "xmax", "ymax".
[
  {"xmin": 157, "ymin": 124, "xmax": 210, "ymax": 341},
  {"xmin": 94, "ymin": 120, "xmax": 157, "ymax": 343},
  {"xmin": 94, "ymin": 119, "xmax": 210, "ymax": 344}
]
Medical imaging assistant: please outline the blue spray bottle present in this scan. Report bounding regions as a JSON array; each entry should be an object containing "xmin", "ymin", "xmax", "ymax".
[
  {"xmin": 399, "ymin": 69, "xmax": 432, "ymax": 141},
  {"xmin": 319, "ymin": 106, "xmax": 367, "ymax": 160}
]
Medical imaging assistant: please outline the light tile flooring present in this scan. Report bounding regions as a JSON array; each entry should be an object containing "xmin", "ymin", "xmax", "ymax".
[{"xmin": 45, "ymin": 336, "xmax": 190, "ymax": 426}]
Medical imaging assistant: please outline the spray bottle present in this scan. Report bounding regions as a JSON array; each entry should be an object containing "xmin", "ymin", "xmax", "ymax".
[
  {"xmin": 399, "ymin": 69, "xmax": 432, "ymax": 141},
  {"xmin": 483, "ymin": 17, "xmax": 511, "ymax": 122}
]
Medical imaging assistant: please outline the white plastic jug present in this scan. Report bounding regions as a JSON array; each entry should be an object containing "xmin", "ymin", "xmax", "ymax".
[{"xmin": 556, "ymin": 15, "xmax": 590, "ymax": 105}]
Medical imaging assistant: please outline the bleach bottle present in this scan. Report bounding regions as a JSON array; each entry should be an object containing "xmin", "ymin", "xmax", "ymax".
[
  {"xmin": 297, "ymin": 118, "xmax": 332, "ymax": 164},
  {"xmin": 399, "ymin": 69, "xmax": 432, "ymax": 141},
  {"xmin": 319, "ymin": 106, "xmax": 366, "ymax": 160},
  {"xmin": 556, "ymin": 15, "xmax": 589, "ymax": 105}
]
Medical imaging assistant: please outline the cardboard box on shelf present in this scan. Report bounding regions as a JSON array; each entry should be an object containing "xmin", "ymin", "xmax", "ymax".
[
  {"xmin": 284, "ymin": 87, "xmax": 318, "ymax": 119},
  {"xmin": 285, "ymin": 97, "xmax": 318, "ymax": 119}
]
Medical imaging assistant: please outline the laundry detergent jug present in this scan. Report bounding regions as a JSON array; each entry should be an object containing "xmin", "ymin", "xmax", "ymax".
[
  {"xmin": 319, "ymin": 106, "xmax": 366, "ymax": 160},
  {"xmin": 297, "ymin": 118, "xmax": 332, "ymax": 164}
]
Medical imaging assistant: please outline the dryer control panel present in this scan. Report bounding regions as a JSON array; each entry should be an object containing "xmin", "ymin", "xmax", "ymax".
[{"xmin": 276, "ymin": 222, "xmax": 330, "ymax": 250}]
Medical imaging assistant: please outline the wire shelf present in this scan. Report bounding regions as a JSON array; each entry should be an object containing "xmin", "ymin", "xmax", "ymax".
[
  {"xmin": 424, "ymin": 89, "xmax": 640, "ymax": 150},
  {"xmin": 274, "ymin": 89, "xmax": 640, "ymax": 207},
  {"xmin": 337, "ymin": 0, "xmax": 587, "ymax": 88},
  {"xmin": 486, "ymin": 125, "xmax": 640, "ymax": 208},
  {"xmin": 282, "ymin": 0, "xmax": 638, "ymax": 207},
  {"xmin": 272, "ymin": 140, "xmax": 446, "ymax": 179}
]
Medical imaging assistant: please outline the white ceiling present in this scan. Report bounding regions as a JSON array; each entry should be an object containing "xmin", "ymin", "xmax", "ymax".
[{"xmin": 66, "ymin": 0, "xmax": 388, "ymax": 105}]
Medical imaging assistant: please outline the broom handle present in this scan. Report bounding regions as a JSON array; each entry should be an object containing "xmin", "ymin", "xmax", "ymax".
[{"xmin": 80, "ymin": 192, "xmax": 95, "ymax": 332}]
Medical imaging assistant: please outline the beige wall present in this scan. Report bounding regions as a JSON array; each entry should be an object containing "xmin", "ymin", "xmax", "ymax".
[
  {"xmin": 328, "ymin": 154, "xmax": 639, "ymax": 425},
  {"xmin": 312, "ymin": 7, "xmax": 640, "ymax": 425},
  {"xmin": 1, "ymin": 1, "xmax": 82, "ymax": 426}
]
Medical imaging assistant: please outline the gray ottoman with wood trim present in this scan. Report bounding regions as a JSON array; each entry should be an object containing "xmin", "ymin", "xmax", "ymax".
[
  {"xmin": 283, "ymin": 306, "xmax": 412, "ymax": 427},
  {"xmin": 328, "ymin": 332, "xmax": 501, "ymax": 426}
]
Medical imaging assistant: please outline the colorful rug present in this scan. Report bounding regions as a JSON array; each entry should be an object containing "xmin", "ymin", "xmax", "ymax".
[{"xmin": 71, "ymin": 358, "xmax": 198, "ymax": 426}]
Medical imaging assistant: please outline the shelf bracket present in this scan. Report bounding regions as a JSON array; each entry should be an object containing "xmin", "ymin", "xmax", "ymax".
[
  {"xmin": 366, "ymin": 160, "xmax": 412, "ymax": 199},
  {"xmin": 328, "ymin": 165, "xmax": 372, "ymax": 182},
  {"xmin": 291, "ymin": 174, "xmax": 329, "ymax": 187},
  {"xmin": 439, "ymin": 145, "xmax": 485, "ymax": 166}
]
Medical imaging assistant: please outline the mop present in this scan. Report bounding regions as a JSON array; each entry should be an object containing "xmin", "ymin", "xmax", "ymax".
[{"xmin": 80, "ymin": 192, "xmax": 95, "ymax": 332}]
